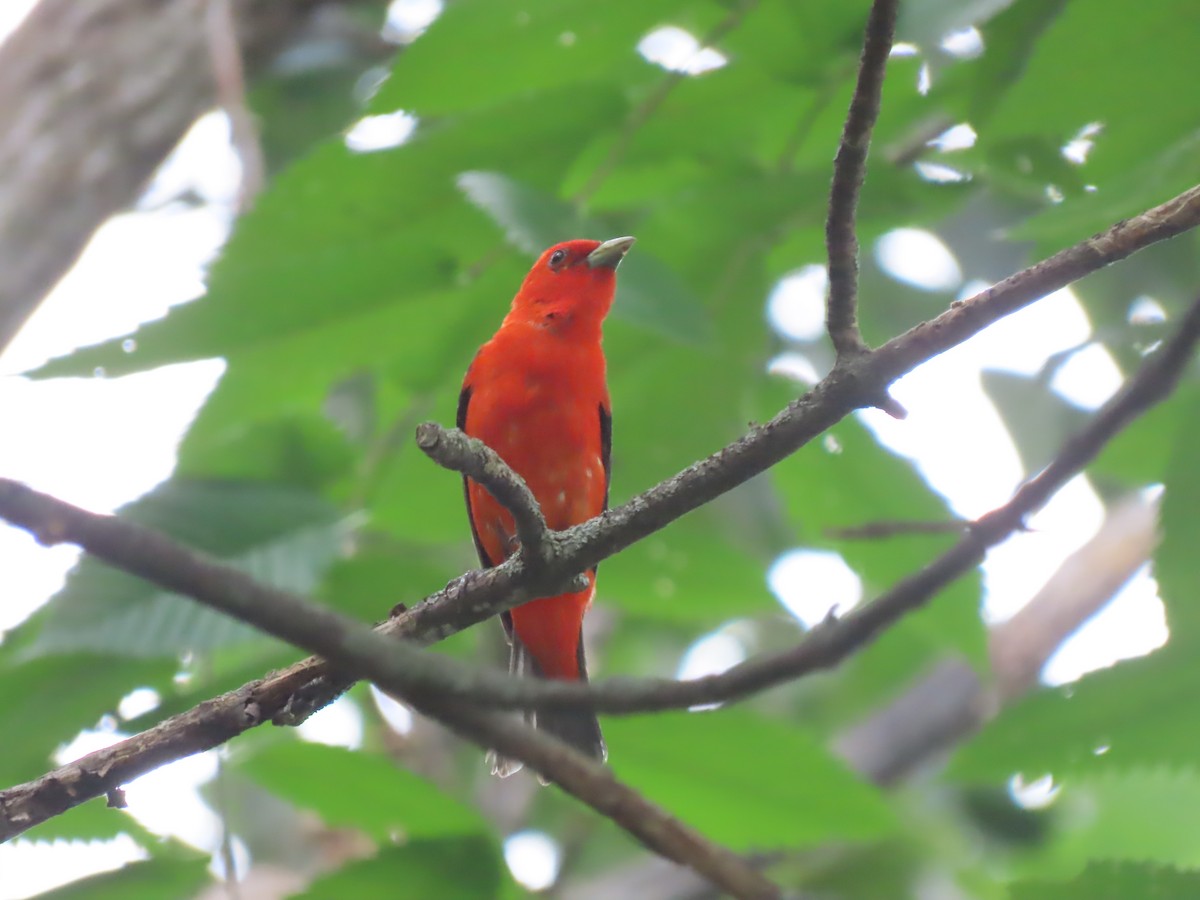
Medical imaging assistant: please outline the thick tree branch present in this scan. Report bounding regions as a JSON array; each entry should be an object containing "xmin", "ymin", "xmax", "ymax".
[
  {"xmin": 3, "ymin": 276, "xmax": 1194, "ymax": 726},
  {"xmin": 825, "ymin": 0, "xmax": 898, "ymax": 359},
  {"xmin": 2, "ymin": 258, "xmax": 1198, "ymax": 843},
  {"xmin": 0, "ymin": 184, "xmax": 1196, "ymax": 839},
  {"xmin": 0, "ymin": 511, "xmax": 778, "ymax": 894}
]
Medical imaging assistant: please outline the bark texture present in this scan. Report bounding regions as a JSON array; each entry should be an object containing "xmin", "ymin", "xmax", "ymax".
[{"xmin": 0, "ymin": 0, "xmax": 383, "ymax": 353}]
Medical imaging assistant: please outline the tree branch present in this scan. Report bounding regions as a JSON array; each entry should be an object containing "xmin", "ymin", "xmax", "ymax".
[
  {"xmin": 0, "ymin": 516, "xmax": 778, "ymax": 894},
  {"xmin": 5, "ymin": 270, "xmax": 1192, "ymax": 728},
  {"xmin": 824, "ymin": 0, "xmax": 898, "ymax": 359},
  {"xmin": 0, "ymin": 183, "xmax": 1196, "ymax": 838},
  {"xmin": 825, "ymin": 518, "xmax": 967, "ymax": 540},
  {"xmin": 568, "ymin": 497, "xmax": 1162, "ymax": 899},
  {"xmin": 2, "ymin": 258, "xmax": 1198, "ymax": 842},
  {"xmin": 405, "ymin": 695, "xmax": 781, "ymax": 900},
  {"xmin": 415, "ymin": 421, "xmax": 561, "ymax": 574}
]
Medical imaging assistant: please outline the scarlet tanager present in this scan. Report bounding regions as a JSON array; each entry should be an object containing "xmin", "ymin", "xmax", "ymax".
[{"xmin": 458, "ymin": 236, "xmax": 635, "ymax": 775}]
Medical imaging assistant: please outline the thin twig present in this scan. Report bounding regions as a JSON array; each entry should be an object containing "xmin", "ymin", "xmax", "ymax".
[
  {"xmin": 775, "ymin": 81, "xmax": 839, "ymax": 175},
  {"xmin": 0, "ymin": 498, "xmax": 775, "ymax": 894},
  {"xmin": 571, "ymin": 2, "xmax": 755, "ymax": 206},
  {"xmin": 416, "ymin": 289, "xmax": 1200, "ymax": 714},
  {"xmin": 825, "ymin": 0, "xmax": 898, "ymax": 358},
  {"xmin": 1, "ymin": 183, "xmax": 1197, "ymax": 840},
  {"xmin": 415, "ymin": 421, "xmax": 557, "ymax": 570},
  {"xmin": 205, "ymin": 0, "xmax": 264, "ymax": 212},
  {"xmin": 7, "ymin": 265, "xmax": 1190, "ymax": 730},
  {"xmin": 873, "ymin": 183, "xmax": 1200, "ymax": 381},
  {"xmin": 1, "ymin": 287, "xmax": 1197, "ymax": 843},
  {"xmin": 826, "ymin": 519, "xmax": 968, "ymax": 540}
]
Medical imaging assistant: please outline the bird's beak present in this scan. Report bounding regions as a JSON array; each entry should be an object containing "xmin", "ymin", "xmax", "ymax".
[{"xmin": 586, "ymin": 236, "xmax": 636, "ymax": 270}]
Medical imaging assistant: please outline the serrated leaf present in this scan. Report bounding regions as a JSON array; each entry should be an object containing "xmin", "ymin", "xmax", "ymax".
[
  {"xmin": 371, "ymin": 0, "xmax": 688, "ymax": 115},
  {"xmin": 607, "ymin": 708, "xmax": 896, "ymax": 849},
  {"xmin": 981, "ymin": 1, "xmax": 1199, "ymax": 187},
  {"xmin": 30, "ymin": 86, "xmax": 627, "ymax": 383},
  {"xmin": 30, "ymin": 480, "xmax": 345, "ymax": 658},
  {"xmin": 0, "ymin": 648, "xmax": 173, "ymax": 784},
  {"xmin": 292, "ymin": 836, "xmax": 503, "ymax": 900},
  {"xmin": 34, "ymin": 857, "xmax": 210, "ymax": 900},
  {"xmin": 1155, "ymin": 394, "xmax": 1200, "ymax": 644},
  {"xmin": 1011, "ymin": 861, "xmax": 1200, "ymax": 899},
  {"xmin": 21, "ymin": 800, "xmax": 158, "ymax": 847},
  {"xmin": 1055, "ymin": 769, "xmax": 1200, "ymax": 870},
  {"xmin": 234, "ymin": 742, "xmax": 484, "ymax": 842},
  {"xmin": 953, "ymin": 644, "xmax": 1200, "ymax": 782}
]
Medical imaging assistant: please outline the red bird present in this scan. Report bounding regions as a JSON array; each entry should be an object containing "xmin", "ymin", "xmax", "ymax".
[{"xmin": 458, "ymin": 236, "xmax": 634, "ymax": 775}]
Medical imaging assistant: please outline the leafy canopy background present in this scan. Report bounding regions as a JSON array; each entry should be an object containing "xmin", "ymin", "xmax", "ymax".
[{"xmin": 5, "ymin": 0, "xmax": 1200, "ymax": 896}]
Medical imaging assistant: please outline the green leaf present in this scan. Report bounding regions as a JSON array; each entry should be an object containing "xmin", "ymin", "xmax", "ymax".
[
  {"xmin": 727, "ymin": 0, "xmax": 872, "ymax": 86},
  {"xmin": 981, "ymin": 1, "xmax": 1200, "ymax": 188},
  {"xmin": 1155, "ymin": 394, "xmax": 1200, "ymax": 644},
  {"xmin": 601, "ymin": 507, "xmax": 780, "ymax": 627},
  {"xmin": 34, "ymin": 857, "xmax": 210, "ymax": 900},
  {"xmin": 1091, "ymin": 383, "xmax": 1198, "ymax": 491},
  {"xmin": 234, "ymin": 741, "xmax": 485, "ymax": 841},
  {"xmin": 458, "ymin": 171, "xmax": 709, "ymax": 342},
  {"xmin": 22, "ymin": 800, "xmax": 158, "ymax": 847},
  {"xmin": 30, "ymin": 480, "xmax": 345, "ymax": 658},
  {"xmin": 980, "ymin": 370, "xmax": 1090, "ymax": 476},
  {"xmin": 293, "ymin": 836, "xmax": 504, "ymax": 900},
  {"xmin": 175, "ymin": 411, "xmax": 357, "ymax": 488},
  {"xmin": 0, "ymin": 648, "xmax": 172, "ymax": 784},
  {"xmin": 371, "ymin": 0, "xmax": 687, "ymax": 115},
  {"xmin": 766, "ymin": 409, "xmax": 987, "ymax": 718},
  {"xmin": 953, "ymin": 648, "xmax": 1188, "ymax": 781},
  {"xmin": 1011, "ymin": 861, "xmax": 1200, "ymax": 900},
  {"xmin": 1052, "ymin": 769, "xmax": 1200, "ymax": 870},
  {"xmin": 1010, "ymin": 134, "xmax": 1200, "ymax": 249},
  {"xmin": 30, "ymin": 85, "xmax": 627, "ymax": 383},
  {"xmin": 606, "ymin": 708, "xmax": 896, "ymax": 849}
]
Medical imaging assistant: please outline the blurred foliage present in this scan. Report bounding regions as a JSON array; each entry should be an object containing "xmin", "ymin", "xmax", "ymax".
[{"xmin": 6, "ymin": 0, "xmax": 1200, "ymax": 897}]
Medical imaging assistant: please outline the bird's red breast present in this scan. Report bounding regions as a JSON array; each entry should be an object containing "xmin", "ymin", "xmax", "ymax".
[{"xmin": 459, "ymin": 238, "xmax": 631, "ymax": 681}]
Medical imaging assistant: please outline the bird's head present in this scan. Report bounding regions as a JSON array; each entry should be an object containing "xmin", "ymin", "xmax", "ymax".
[{"xmin": 508, "ymin": 237, "xmax": 635, "ymax": 333}]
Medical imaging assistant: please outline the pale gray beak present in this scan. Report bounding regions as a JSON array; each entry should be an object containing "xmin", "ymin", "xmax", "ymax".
[{"xmin": 586, "ymin": 235, "xmax": 636, "ymax": 270}]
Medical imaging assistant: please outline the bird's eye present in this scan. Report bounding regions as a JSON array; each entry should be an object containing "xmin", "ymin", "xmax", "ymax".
[{"xmin": 548, "ymin": 248, "xmax": 568, "ymax": 269}]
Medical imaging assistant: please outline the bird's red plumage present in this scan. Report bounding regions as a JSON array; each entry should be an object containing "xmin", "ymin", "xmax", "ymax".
[{"xmin": 458, "ymin": 237, "xmax": 631, "ymax": 769}]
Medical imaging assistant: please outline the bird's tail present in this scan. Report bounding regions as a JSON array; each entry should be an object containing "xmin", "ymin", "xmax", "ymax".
[{"xmin": 488, "ymin": 630, "xmax": 606, "ymax": 780}]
